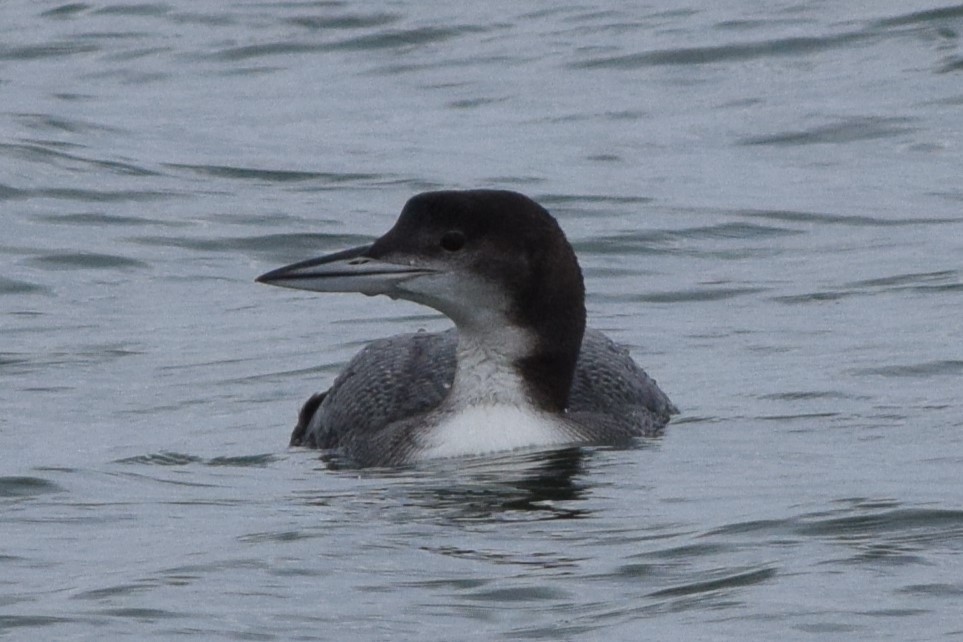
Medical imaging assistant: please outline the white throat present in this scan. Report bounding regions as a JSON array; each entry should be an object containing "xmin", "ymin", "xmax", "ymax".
[
  {"xmin": 445, "ymin": 323, "xmax": 533, "ymax": 407},
  {"xmin": 397, "ymin": 270, "xmax": 580, "ymax": 460},
  {"xmin": 415, "ymin": 323, "xmax": 578, "ymax": 461}
]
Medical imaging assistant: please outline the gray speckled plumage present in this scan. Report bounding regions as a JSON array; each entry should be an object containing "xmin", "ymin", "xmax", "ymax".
[{"xmin": 291, "ymin": 326, "xmax": 678, "ymax": 465}]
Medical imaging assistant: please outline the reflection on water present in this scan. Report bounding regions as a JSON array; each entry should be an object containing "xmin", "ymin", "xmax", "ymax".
[{"xmin": 320, "ymin": 447, "xmax": 593, "ymax": 521}]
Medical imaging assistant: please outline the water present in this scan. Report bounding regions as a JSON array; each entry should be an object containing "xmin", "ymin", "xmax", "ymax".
[{"xmin": 2, "ymin": 0, "xmax": 963, "ymax": 638}]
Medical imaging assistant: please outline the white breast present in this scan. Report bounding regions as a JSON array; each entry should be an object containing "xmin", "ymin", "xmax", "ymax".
[{"xmin": 416, "ymin": 405, "xmax": 576, "ymax": 461}]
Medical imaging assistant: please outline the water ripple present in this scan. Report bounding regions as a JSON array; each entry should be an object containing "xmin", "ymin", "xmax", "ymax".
[
  {"xmin": 0, "ymin": 142, "xmax": 156, "ymax": 177},
  {"xmin": 91, "ymin": 3, "xmax": 170, "ymax": 17},
  {"xmin": 285, "ymin": 13, "xmax": 401, "ymax": 31},
  {"xmin": 573, "ymin": 32, "xmax": 872, "ymax": 68},
  {"xmin": 0, "ymin": 183, "xmax": 27, "ymax": 201},
  {"xmin": 796, "ymin": 507, "xmax": 963, "ymax": 540},
  {"xmin": 620, "ymin": 287, "xmax": 766, "ymax": 304},
  {"xmin": 872, "ymin": 4, "xmax": 963, "ymax": 28},
  {"xmin": 775, "ymin": 270, "xmax": 962, "ymax": 305},
  {"xmin": 208, "ymin": 41, "xmax": 328, "ymax": 61},
  {"xmin": 465, "ymin": 586, "xmax": 569, "ymax": 603},
  {"xmin": 36, "ymin": 212, "xmax": 169, "ymax": 227},
  {"xmin": 40, "ymin": 4, "xmax": 92, "ymax": 18},
  {"xmin": 114, "ymin": 452, "xmax": 277, "ymax": 467},
  {"xmin": 0, "ymin": 476, "xmax": 65, "ymax": 498},
  {"xmin": 740, "ymin": 116, "xmax": 918, "ymax": 146},
  {"xmin": 96, "ymin": 607, "xmax": 181, "ymax": 620},
  {"xmin": 207, "ymin": 24, "xmax": 487, "ymax": 61},
  {"xmin": 0, "ymin": 42, "xmax": 100, "ymax": 60},
  {"xmin": 327, "ymin": 25, "xmax": 487, "ymax": 51},
  {"xmin": 166, "ymin": 162, "xmax": 382, "ymax": 184},
  {"xmin": 130, "ymin": 232, "xmax": 366, "ymax": 259},
  {"xmin": 935, "ymin": 54, "xmax": 963, "ymax": 72},
  {"xmin": 899, "ymin": 582, "xmax": 963, "ymax": 596},
  {"xmin": 0, "ymin": 615, "xmax": 72, "ymax": 631},
  {"xmin": 579, "ymin": 222, "xmax": 799, "ymax": 257},
  {"xmin": 14, "ymin": 113, "xmax": 126, "ymax": 136},
  {"xmin": 847, "ymin": 270, "xmax": 959, "ymax": 289},
  {"xmin": 648, "ymin": 566, "xmax": 777, "ymax": 598},
  {"xmin": 740, "ymin": 209, "xmax": 957, "ymax": 227},
  {"xmin": 27, "ymin": 252, "xmax": 149, "ymax": 270},
  {"xmin": 0, "ymin": 277, "xmax": 48, "ymax": 295},
  {"xmin": 850, "ymin": 360, "xmax": 963, "ymax": 378},
  {"xmin": 114, "ymin": 452, "xmax": 204, "ymax": 466},
  {"xmin": 539, "ymin": 193, "xmax": 655, "ymax": 207}
]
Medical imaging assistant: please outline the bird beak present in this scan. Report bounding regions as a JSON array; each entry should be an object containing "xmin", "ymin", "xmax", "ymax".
[{"xmin": 256, "ymin": 244, "xmax": 438, "ymax": 297}]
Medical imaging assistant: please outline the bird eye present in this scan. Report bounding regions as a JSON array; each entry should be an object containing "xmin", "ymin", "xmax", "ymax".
[{"xmin": 440, "ymin": 230, "xmax": 465, "ymax": 252}]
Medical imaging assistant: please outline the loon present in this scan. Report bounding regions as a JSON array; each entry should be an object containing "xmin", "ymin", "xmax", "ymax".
[{"xmin": 257, "ymin": 190, "xmax": 677, "ymax": 467}]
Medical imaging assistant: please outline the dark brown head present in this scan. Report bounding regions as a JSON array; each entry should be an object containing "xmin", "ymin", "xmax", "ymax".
[
  {"xmin": 258, "ymin": 189, "xmax": 587, "ymax": 411},
  {"xmin": 367, "ymin": 190, "xmax": 586, "ymax": 410}
]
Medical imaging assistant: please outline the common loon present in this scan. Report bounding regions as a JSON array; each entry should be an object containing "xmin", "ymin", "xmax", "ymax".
[{"xmin": 257, "ymin": 190, "xmax": 677, "ymax": 467}]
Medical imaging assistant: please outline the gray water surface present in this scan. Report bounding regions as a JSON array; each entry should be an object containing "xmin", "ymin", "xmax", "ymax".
[{"xmin": 2, "ymin": 1, "xmax": 963, "ymax": 639}]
